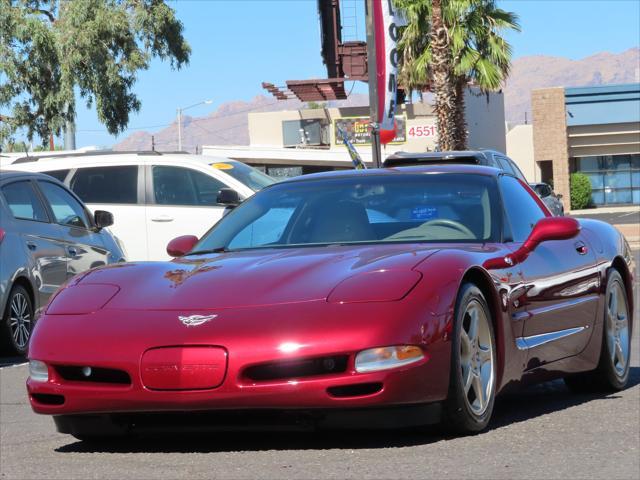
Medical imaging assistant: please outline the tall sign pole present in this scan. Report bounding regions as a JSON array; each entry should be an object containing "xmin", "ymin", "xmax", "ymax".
[
  {"xmin": 365, "ymin": 0, "xmax": 405, "ymax": 168},
  {"xmin": 365, "ymin": 0, "xmax": 382, "ymax": 168}
]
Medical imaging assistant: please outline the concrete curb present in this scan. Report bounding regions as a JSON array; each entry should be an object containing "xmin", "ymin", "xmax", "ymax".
[{"xmin": 572, "ymin": 206, "xmax": 640, "ymax": 215}]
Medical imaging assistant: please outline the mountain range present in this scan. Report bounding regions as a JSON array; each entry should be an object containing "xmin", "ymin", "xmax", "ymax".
[{"xmin": 114, "ymin": 48, "xmax": 639, "ymax": 152}]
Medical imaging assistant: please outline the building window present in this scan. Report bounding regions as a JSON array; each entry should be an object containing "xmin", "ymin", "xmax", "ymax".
[
  {"xmin": 282, "ymin": 119, "xmax": 330, "ymax": 147},
  {"xmin": 575, "ymin": 154, "xmax": 640, "ymax": 206}
]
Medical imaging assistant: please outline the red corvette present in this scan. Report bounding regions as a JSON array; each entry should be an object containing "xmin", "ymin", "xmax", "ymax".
[{"xmin": 26, "ymin": 165, "xmax": 634, "ymax": 439}]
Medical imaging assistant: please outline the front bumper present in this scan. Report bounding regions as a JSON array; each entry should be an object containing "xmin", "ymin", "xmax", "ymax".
[{"xmin": 27, "ymin": 302, "xmax": 451, "ymax": 417}]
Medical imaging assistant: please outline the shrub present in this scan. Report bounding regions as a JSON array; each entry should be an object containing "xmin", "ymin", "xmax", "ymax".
[{"xmin": 570, "ymin": 173, "xmax": 592, "ymax": 210}]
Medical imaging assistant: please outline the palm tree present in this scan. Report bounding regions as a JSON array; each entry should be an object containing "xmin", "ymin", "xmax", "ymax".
[
  {"xmin": 396, "ymin": 0, "xmax": 520, "ymax": 150},
  {"xmin": 449, "ymin": 0, "xmax": 520, "ymax": 148},
  {"xmin": 429, "ymin": 0, "xmax": 458, "ymax": 151}
]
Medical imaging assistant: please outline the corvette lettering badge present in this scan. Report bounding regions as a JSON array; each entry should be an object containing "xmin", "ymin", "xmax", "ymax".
[{"xmin": 178, "ymin": 314, "xmax": 217, "ymax": 327}]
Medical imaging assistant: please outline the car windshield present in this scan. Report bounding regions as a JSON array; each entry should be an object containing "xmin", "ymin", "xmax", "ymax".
[
  {"xmin": 192, "ymin": 173, "xmax": 500, "ymax": 253},
  {"xmin": 210, "ymin": 160, "xmax": 276, "ymax": 191}
]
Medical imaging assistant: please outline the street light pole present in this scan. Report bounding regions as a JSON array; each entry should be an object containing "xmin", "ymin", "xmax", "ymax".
[
  {"xmin": 177, "ymin": 107, "xmax": 182, "ymax": 151},
  {"xmin": 176, "ymin": 99, "xmax": 212, "ymax": 152}
]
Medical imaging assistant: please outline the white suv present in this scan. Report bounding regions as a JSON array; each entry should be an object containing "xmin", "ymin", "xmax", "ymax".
[{"xmin": 9, "ymin": 152, "xmax": 275, "ymax": 261}]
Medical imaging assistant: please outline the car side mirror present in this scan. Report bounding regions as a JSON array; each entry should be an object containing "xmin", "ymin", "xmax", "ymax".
[
  {"xmin": 167, "ymin": 235, "xmax": 198, "ymax": 257},
  {"xmin": 217, "ymin": 188, "xmax": 241, "ymax": 207},
  {"xmin": 94, "ymin": 210, "xmax": 114, "ymax": 229},
  {"xmin": 483, "ymin": 217, "xmax": 580, "ymax": 269}
]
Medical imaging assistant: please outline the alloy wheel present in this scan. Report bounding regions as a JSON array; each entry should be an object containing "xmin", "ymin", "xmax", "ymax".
[
  {"xmin": 459, "ymin": 300, "xmax": 495, "ymax": 416},
  {"xmin": 605, "ymin": 281, "xmax": 629, "ymax": 378},
  {"xmin": 9, "ymin": 292, "xmax": 31, "ymax": 350}
]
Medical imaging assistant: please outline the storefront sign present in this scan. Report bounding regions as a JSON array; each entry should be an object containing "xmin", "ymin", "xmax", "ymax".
[{"xmin": 334, "ymin": 116, "xmax": 406, "ymax": 145}]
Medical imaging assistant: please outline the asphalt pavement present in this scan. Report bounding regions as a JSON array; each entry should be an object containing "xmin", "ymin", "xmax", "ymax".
[
  {"xmin": 572, "ymin": 209, "xmax": 640, "ymax": 226},
  {"xmin": 1, "ymin": 251, "xmax": 639, "ymax": 480}
]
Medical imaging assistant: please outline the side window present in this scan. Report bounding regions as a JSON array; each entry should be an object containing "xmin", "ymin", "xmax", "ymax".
[
  {"xmin": 70, "ymin": 166, "xmax": 138, "ymax": 204},
  {"xmin": 485, "ymin": 155, "xmax": 500, "ymax": 168},
  {"xmin": 152, "ymin": 166, "xmax": 228, "ymax": 206},
  {"xmin": 44, "ymin": 170, "xmax": 70, "ymax": 183},
  {"xmin": 37, "ymin": 181, "xmax": 90, "ymax": 229},
  {"xmin": 190, "ymin": 169, "xmax": 228, "ymax": 205},
  {"xmin": 500, "ymin": 176, "xmax": 546, "ymax": 242},
  {"xmin": 1, "ymin": 181, "xmax": 48, "ymax": 222},
  {"xmin": 494, "ymin": 155, "xmax": 516, "ymax": 175},
  {"xmin": 507, "ymin": 159, "xmax": 527, "ymax": 182}
]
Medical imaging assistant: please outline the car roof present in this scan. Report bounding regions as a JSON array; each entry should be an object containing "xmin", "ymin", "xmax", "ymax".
[
  {"xmin": 0, "ymin": 170, "xmax": 61, "ymax": 181},
  {"xmin": 279, "ymin": 164, "xmax": 502, "ymax": 185},
  {"xmin": 383, "ymin": 150, "xmax": 496, "ymax": 166},
  {"xmin": 7, "ymin": 151, "xmax": 235, "ymax": 166}
]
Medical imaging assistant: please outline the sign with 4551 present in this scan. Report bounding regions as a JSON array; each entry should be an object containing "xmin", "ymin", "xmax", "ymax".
[{"xmin": 408, "ymin": 125, "xmax": 437, "ymax": 138}]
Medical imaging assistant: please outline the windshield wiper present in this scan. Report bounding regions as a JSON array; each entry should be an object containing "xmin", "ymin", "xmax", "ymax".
[{"xmin": 184, "ymin": 247, "xmax": 232, "ymax": 256}]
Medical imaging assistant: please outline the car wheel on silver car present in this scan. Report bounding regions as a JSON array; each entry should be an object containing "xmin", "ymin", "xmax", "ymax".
[
  {"xmin": 443, "ymin": 283, "xmax": 497, "ymax": 434},
  {"xmin": 564, "ymin": 269, "xmax": 630, "ymax": 392},
  {"xmin": 1, "ymin": 284, "xmax": 34, "ymax": 355}
]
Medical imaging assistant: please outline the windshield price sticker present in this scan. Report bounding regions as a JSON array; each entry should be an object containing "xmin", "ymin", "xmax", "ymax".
[{"xmin": 411, "ymin": 206, "xmax": 438, "ymax": 220}]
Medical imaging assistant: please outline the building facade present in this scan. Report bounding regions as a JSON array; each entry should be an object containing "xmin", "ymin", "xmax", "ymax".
[
  {"xmin": 203, "ymin": 89, "xmax": 506, "ymax": 180},
  {"xmin": 532, "ymin": 83, "xmax": 640, "ymax": 209}
]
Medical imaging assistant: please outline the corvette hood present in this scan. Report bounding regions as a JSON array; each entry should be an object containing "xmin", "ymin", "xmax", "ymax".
[{"xmin": 79, "ymin": 244, "xmax": 439, "ymax": 310}]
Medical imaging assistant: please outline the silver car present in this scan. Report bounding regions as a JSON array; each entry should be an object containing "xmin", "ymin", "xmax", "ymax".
[
  {"xmin": 530, "ymin": 182, "xmax": 565, "ymax": 216},
  {"xmin": 0, "ymin": 171, "xmax": 125, "ymax": 355}
]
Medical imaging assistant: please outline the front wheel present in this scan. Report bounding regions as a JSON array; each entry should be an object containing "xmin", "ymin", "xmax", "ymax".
[
  {"xmin": 564, "ymin": 269, "xmax": 630, "ymax": 392},
  {"xmin": 442, "ymin": 283, "xmax": 497, "ymax": 434}
]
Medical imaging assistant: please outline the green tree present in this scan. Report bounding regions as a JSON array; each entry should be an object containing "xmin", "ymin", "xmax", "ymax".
[
  {"xmin": 396, "ymin": 0, "xmax": 519, "ymax": 150},
  {"xmin": 0, "ymin": 0, "xmax": 190, "ymax": 146}
]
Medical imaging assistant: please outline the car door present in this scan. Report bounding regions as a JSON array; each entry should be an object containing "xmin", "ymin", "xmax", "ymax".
[
  {"xmin": 0, "ymin": 180, "xmax": 67, "ymax": 307},
  {"xmin": 36, "ymin": 180, "xmax": 111, "ymax": 278},
  {"xmin": 145, "ymin": 165, "xmax": 232, "ymax": 260},
  {"xmin": 67, "ymin": 164, "xmax": 146, "ymax": 261},
  {"xmin": 499, "ymin": 175, "xmax": 599, "ymax": 368}
]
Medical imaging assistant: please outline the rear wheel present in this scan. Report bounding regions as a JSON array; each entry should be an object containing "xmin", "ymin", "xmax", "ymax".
[
  {"xmin": 564, "ymin": 270, "xmax": 630, "ymax": 393},
  {"xmin": 442, "ymin": 283, "xmax": 496, "ymax": 434},
  {"xmin": 1, "ymin": 284, "xmax": 34, "ymax": 355}
]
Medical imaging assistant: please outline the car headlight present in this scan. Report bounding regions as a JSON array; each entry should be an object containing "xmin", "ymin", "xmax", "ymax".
[
  {"xmin": 29, "ymin": 360, "xmax": 49, "ymax": 382},
  {"xmin": 355, "ymin": 345, "xmax": 425, "ymax": 373}
]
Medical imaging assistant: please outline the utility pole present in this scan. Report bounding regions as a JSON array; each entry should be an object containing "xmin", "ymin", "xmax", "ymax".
[
  {"xmin": 177, "ymin": 99, "xmax": 212, "ymax": 152},
  {"xmin": 177, "ymin": 108, "xmax": 182, "ymax": 151},
  {"xmin": 63, "ymin": 117, "xmax": 76, "ymax": 150},
  {"xmin": 365, "ymin": 0, "xmax": 382, "ymax": 168}
]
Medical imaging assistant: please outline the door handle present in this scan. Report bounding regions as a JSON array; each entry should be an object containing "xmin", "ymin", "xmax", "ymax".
[
  {"xmin": 575, "ymin": 241, "xmax": 588, "ymax": 255},
  {"xmin": 26, "ymin": 241, "xmax": 37, "ymax": 251},
  {"xmin": 67, "ymin": 246, "xmax": 77, "ymax": 257},
  {"xmin": 151, "ymin": 215, "xmax": 174, "ymax": 223}
]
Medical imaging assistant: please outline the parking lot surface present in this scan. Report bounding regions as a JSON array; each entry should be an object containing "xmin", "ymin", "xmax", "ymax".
[{"xmin": 1, "ymin": 250, "xmax": 638, "ymax": 480}]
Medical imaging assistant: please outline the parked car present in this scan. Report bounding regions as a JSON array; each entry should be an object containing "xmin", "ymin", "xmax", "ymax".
[
  {"xmin": 9, "ymin": 152, "xmax": 275, "ymax": 261},
  {"xmin": 27, "ymin": 165, "xmax": 633, "ymax": 440},
  {"xmin": 530, "ymin": 182, "xmax": 565, "ymax": 216},
  {"xmin": 383, "ymin": 150, "xmax": 528, "ymax": 182},
  {"xmin": 0, "ymin": 171, "xmax": 124, "ymax": 355}
]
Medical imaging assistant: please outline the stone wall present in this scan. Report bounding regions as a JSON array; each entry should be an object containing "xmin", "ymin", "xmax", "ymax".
[{"xmin": 532, "ymin": 87, "xmax": 571, "ymax": 211}]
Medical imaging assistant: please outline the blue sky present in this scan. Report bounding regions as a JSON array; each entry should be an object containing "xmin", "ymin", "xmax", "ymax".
[{"xmin": 66, "ymin": 0, "xmax": 640, "ymax": 147}]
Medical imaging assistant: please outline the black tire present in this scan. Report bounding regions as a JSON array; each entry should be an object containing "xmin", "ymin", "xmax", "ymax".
[
  {"xmin": 564, "ymin": 270, "xmax": 631, "ymax": 393},
  {"xmin": 442, "ymin": 283, "xmax": 497, "ymax": 434},
  {"xmin": 0, "ymin": 284, "xmax": 34, "ymax": 356}
]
